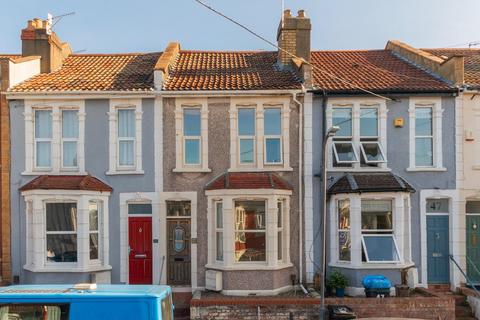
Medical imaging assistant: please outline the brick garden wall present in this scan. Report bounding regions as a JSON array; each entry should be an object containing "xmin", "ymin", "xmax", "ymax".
[{"xmin": 191, "ymin": 295, "xmax": 456, "ymax": 320}]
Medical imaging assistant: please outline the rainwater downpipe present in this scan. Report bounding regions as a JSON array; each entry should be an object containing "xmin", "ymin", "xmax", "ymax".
[{"xmin": 291, "ymin": 89, "xmax": 304, "ymax": 285}]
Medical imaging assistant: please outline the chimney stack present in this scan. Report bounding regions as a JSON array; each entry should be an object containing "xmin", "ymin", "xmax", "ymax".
[
  {"xmin": 21, "ymin": 18, "xmax": 72, "ymax": 73},
  {"xmin": 277, "ymin": 9, "xmax": 311, "ymax": 85}
]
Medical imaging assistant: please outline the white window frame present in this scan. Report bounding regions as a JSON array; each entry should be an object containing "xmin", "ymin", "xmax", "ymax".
[
  {"xmin": 34, "ymin": 109, "xmax": 53, "ymax": 171},
  {"xmin": 229, "ymin": 97, "xmax": 292, "ymax": 172},
  {"xmin": 173, "ymin": 98, "xmax": 210, "ymax": 172},
  {"xmin": 361, "ymin": 234, "xmax": 401, "ymax": 263},
  {"xmin": 264, "ymin": 107, "xmax": 283, "ymax": 165},
  {"xmin": 329, "ymin": 192, "xmax": 413, "ymax": 269},
  {"xmin": 237, "ymin": 107, "xmax": 257, "ymax": 167},
  {"xmin": 23, "ymin": 100, "xmax": 86, "ymax": 175},
  {"xmin": 277, "ymin": 200, "xmax": 284, "ymax": 262},
  {"xmin": 22, "ymin": 190, "xmax": 111, "ymax": 273},
  {"xmin": 333, "ymin": 141, "xmax": 359, "ymax": 164},
  {"xmin": 359, "ymin": 141, "xmax": 387, "ymax": 164},
  {"xmin": 326, "ymin": 99, "xmax": 388, "ymax": 172},
  {"xmin": 117, "ymin": 108, "xmax": 137, "ymax": 170},
  {"xmin": 182, "ymin": 108, "xmax": 202, "ymax": 166},
  {"xmin": 60, "ymin": 109, "xmax": 80, "ymax": 171},
  {"xmin": 215, "ymin": 201, "xmax": 224, "ymax": 262},
  {"xmin": 337, "ymin": 199, "xmax": 351, "ymax": 262},
  {"xmin": 88, "ymin": 200, "xmax": 103, "ymax": 264},
  {"xmin": 408, "ymin": 98, "xmax": 445, "ymax": 171},
  {"xmin": 107, "ymin": 99, "xmax": 143, "ymax": 175},
  {"xmin": 206, "ymin": 189, "xmax": 292, "ymax": 270}
]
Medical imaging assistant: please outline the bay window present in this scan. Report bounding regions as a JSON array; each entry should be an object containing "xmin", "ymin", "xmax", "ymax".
[
  {"xmin": 328, "ymin": 101, "xmax": 387, "ymax": 170},
  {"xmin": 215, "ymin": 202, "xmax": 223, "ymax": 262},
  {"xmin": 34, "ymin": 110, "xmax": 52, "ymax": 169},
  {"xmin": 264, "ymin": 108, "xmax": 283, "ymax": 164},
  {"xmin": 277, "ymin": 201, "xmax": 283, "ymax": 261},
  {"xmin": 338, "ymin": 199, "xmax": 351, "ymax": 262},
  {"xmin": 183, "ymin": 108, "xmax": 201, "ymax": 165},
  {"xmin": 46, "ymin": 203, "xmax": 77, "ymax": 263},
  {"xmin": 118, "ymin": 109, "xmax": 136, "ymax": 168},
  {"xmin": 234, "ymin": 201, "xmax": 266, "ymax": 262},
  {"xmin": 89, "ymin": 201, "xmax": 101, "ymax": 261},
  {"xmin": 238, "ymin": 108, "xmax": 256, "ymax": 165},
  {"xmin": 61, "ymin": 110, "xmax": 79, "ymax": 169}
]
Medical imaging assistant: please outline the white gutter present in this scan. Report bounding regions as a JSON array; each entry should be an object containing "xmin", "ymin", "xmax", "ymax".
[
  {"xmin": 291, "ymin": 88, "xmax": 305, "ymax": 284},
  {"xmin": 160, "ymin": 89, "xmax": 302, "ymax": 97}
]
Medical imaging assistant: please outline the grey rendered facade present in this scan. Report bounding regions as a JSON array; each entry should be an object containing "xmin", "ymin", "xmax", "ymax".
[{"xmin": 309, "ymin": 93, "xmax": 458, "ymax": 289}]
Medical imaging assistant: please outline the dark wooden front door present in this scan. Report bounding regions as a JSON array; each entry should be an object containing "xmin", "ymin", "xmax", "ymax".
[
  {"xmin": 167, "ymin": 219, "xmax": 191, "ymax": 285},
  {"xmin": 427, "ymin": 215, "xmax": 450, "ymax": 284},
  {"xmin": 129, "ymin": 217, "xmax": 152, "ymax": 284}
]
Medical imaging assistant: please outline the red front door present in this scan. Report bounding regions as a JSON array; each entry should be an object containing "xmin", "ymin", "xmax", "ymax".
[{"xmin": 129, "ymin": 217, "xmax": 152, "ymax": 284}]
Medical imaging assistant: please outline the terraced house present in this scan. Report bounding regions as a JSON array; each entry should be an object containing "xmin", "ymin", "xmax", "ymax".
[{"xmin": 5, "ymin": 12, "xmax": 310, "ymax": 301}]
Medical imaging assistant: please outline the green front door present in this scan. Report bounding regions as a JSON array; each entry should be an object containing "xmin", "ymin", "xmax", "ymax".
[{"xmin": 467, "ymin": 215, "xmax": 480, "ymax": 283}]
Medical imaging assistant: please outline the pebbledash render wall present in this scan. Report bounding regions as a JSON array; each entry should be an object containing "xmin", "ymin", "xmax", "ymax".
[
  {"xmin": 309, "ymin": 94, "xmax": 457, "ymax": 289},
  {"xmin": 162, "ymin": 96, "xmax": 302, "ymax": 291},
  {"xmin": 9, "ymin": 98, "xmax": 156, "ymax": 284}
]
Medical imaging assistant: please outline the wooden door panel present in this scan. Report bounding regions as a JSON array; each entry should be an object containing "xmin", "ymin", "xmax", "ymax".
[
  {"xmin": 167, "ymin": 219, "xmax": 191, "ymax": 286},
  {"xmin": 427, "ymin": 216, "xmax": 450, "ymax": 284},
  {"xmin": 129, "ymin": 217, "xmax": 152, "ymax": 284},
  {"xmin": 467, "ymin": 216, "xmax": 480, "ymax": 283}
]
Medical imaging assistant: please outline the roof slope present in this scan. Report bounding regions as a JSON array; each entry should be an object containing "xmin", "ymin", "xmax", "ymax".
[
  {"xmin": 311, "ymin": 50, "xmax": 453, "ymax": 93},
  {"xmin": 206, "ymin": 172, "xmax": 292, "ymax": 191},
  {"xmin": 423, "ymin": 48, "xmax": 480, "ymax": 88},
  {"xmin": 10, "ymin": 53, "xmax": 161, "ymax": 92},
  {"xmin": 163, "ymin": 50, "xmax": 302, "ymax": 91},
  {"xmin": 328, "ymin": 172, "xmax": 414, "ymax": 195},
  {"xmin": 20, "ymin": 175, "xmax": 112, "ymax": 192}
]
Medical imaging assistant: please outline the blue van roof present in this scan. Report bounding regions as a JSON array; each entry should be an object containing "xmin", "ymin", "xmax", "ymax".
[{"xmin": 0, "ymin": 285, "xmax": 172, "ymax": 300}]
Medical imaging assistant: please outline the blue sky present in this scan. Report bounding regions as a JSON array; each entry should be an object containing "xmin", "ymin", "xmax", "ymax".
[{"xmin": 0, "ymin": 0, "xmax": 478, "ymax": 54}]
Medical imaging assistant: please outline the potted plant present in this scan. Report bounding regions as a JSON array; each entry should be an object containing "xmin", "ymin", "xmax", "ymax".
[
  {"xmin": 395, "ymin": 267, "xmax": 413, "ymax": 297},
  {"xmin": 328, "ymin": 271, "xmax": 348, "ymax": 297}
]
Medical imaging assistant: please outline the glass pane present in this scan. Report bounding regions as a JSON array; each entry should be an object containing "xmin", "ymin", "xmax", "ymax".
[
  {"xmin": 361, "ymin": 200, "xmax": 392, "ymax": 230},
  {"xmin": 166, "ymin": 201, "xmax": 191, "ymax": 216},
  {"xmin": 36, "ymin": 141, "xmax": 51, "ymax": 167},
  {"xmin": 332, "ymin": 108, "xmax": 352, "ymax": 137},
  {"xmin": 89, "ymin": 202, "xmax": 99, "ymax": 231},
  {"xmin": 128, "ymin": 203, "xmax": 152, "ymax": 215},
  {"xmin": 264, "ymin": 108, "xmax": 281, "ymax": 135},
  {"xmin": 216, "ymin": 202, "xmax": 223, "ymax": 229},
  {"xmin": 62, "ymin": 141, "xmax": 77, "ymax": 167},
  {"xmin": 363, "ymin": 235, "xmax": 400, "ymax": 262},
  {"xmin": 118, "ymin": 109, "xmax": 135, "ymax": 138},
  {"xmin": 90, "ymin": 233, "xmax": 99, "ymax": 260},
  {"xmin": 277, "ymin": 202, "xmax": 282, "ymax": 228},
  {"xmin": 338, "ymin": 199, "xmax": 350, "ymax": 229},
  {"xmin": 427, "ymin": 199, "xmax": 449, "ymax": 213},
  {"xmin": 361, "ymin": 143, "xmax": 384, "ymax": 162},
  {"xmin": 334, "ymin": 143, "xmax": 356, "ymax": 162},
  {"xmin": 184, "ymin": 108, "xmax": 201, "ymax": 136},
  {"xmin": 415, "ymin": 137, "xmax": 433, "ymax": 166},
  {"xmin": 46, "ymin": 203, "xmax": 77, "ymax": 232},
  {"xmin": 46, "ymin": 234, "xmax": 77, "ymax": 262},
  {"xmin": 278, "ymin": 231, "xmax": 283, "ymax": 260},
  {"xmin": 466, "ymin": 201, "xmax": 480, "ymax": 214},
  {"xmin": 216, "ymin": 232, "xmax": 223, "ymax": 261},
  {"xmin": 360, "ymin": 108, "xmax": 378, "ymax": 137},
  {"xmin": 238, "ymin": 108, "xmax": 255, "ymax": 136},
  {"xmin": 174, "ymin": 226, "xmax": 186, "ymax": 252},
  {"xmin": 415, "ymin": 107, "xmax": 433, "ymax": 136},
  {"xmin": 35, "ymin": 110, "xmax": 52, "ymax": 138},
  {"xmin": 265, "ymin": 138, "xmax": 281, "ymax": 163},
  {"xmin": 234, "ymin": 232, "xmax": 265, "ymax": 262},
  {"xmin": 0, "ymin": 304, "xmax": 68, "ymax": 320},
  {"xmin": 339, "ymin": 231, "xmax": 351, "ymax": 261},
  {"xmin": 119, "ymin": 140, "xmax": 134, "ymax": 166},
  {"xmin": 235, "ymin": 201, "xmax": 266, "ymax": 231},
  {"xmin": 184, "ymin": 139, "xmax": 200, "ymax": 165},
  {"xmin": 239, "ymin": 139, "xmax": 254, "ymax": 163},
  {"xmin": 62, "ymin": 110, "xmax": 78, "ymax": 138}
]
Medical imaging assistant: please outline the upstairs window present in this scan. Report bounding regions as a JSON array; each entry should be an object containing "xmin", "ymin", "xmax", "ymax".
[
  {"xmin": 61, "ymin": 110, "xmax": 79, "ymax": 169},
  {"xmin": 118, "ymin": 109, "xmax": 136, "ymax": 168},
  {"xmin": 415, "ymin": 107, "xmax": 433, "ymax": 167},
  {"xmin": 264, "ymin": 108, "xmax": 283, "ymax": 164},
  {"xmin": 238, "ymin": 108, "xmax": 256, "ymax": 165},
  {"xmin": 183, "ymin": 108, "xmax": 201, "ymax": 165},
  {"xmin": 329, "ymin": 102, "xmax": 387, "ymax": 170},
  {"xmin": 34, "ymin": 110, "xmax": 52, "ymax": 169}
]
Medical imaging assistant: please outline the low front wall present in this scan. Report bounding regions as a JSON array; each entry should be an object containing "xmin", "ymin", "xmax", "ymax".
[{"xmin": 191, "ymin": 295, "xmax": 455, "ymax": 320}]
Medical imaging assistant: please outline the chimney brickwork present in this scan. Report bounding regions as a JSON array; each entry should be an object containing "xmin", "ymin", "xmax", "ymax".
[{"xmin": 21, "ymin": 18, "xmax": 72, "ymax": 73}]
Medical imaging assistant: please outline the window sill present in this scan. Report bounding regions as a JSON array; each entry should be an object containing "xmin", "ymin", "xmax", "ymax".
[
  {"xmin": 205, "ymin": 262, "xmax": 293, "ymax": 271},
  {"xmin": 328, "ymin": 262, "xmax": 414, "ymax": 270},
  {"xmin": 22, "ymin": 171, "xmax": 88, "ymax": 176},
  {"xmin": 406, "ymin": 167, "xmax": 447, "ymax": 172},
  {"xmin": 24, "ymin": 264, "xmax": 112, "ymax": 273},
  {"xmin": 173, "ymin": 168, "xmax": 212, "ymax": 173},
  {"xmin": 228, "ymin": 167, "xmax": 294, "ymax": 173},
  {"xmin": 472, "ymin": 165, "xmax": 480, "ymax": 170},
  {"xmin": 328, "ymin": 167, "xmax": 391, "ymax": 173},
  {"xmin": 106, "ymin": 170, "xmax": 144, "ymax": 175}
]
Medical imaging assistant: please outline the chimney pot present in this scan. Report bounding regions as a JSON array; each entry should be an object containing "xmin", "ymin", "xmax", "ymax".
[
  {"xmin": 284, "ymin": 9, "xmax": 292, "ymax": 18},
  {"xmin": 297, "ymin": 10, "xmax": 306, "ymax": 18}
]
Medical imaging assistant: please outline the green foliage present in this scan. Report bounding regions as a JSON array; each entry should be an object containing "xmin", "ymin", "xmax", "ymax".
[{"xmin": 328, "ymin": 271, "xmax": 348, "ymax": 289}]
